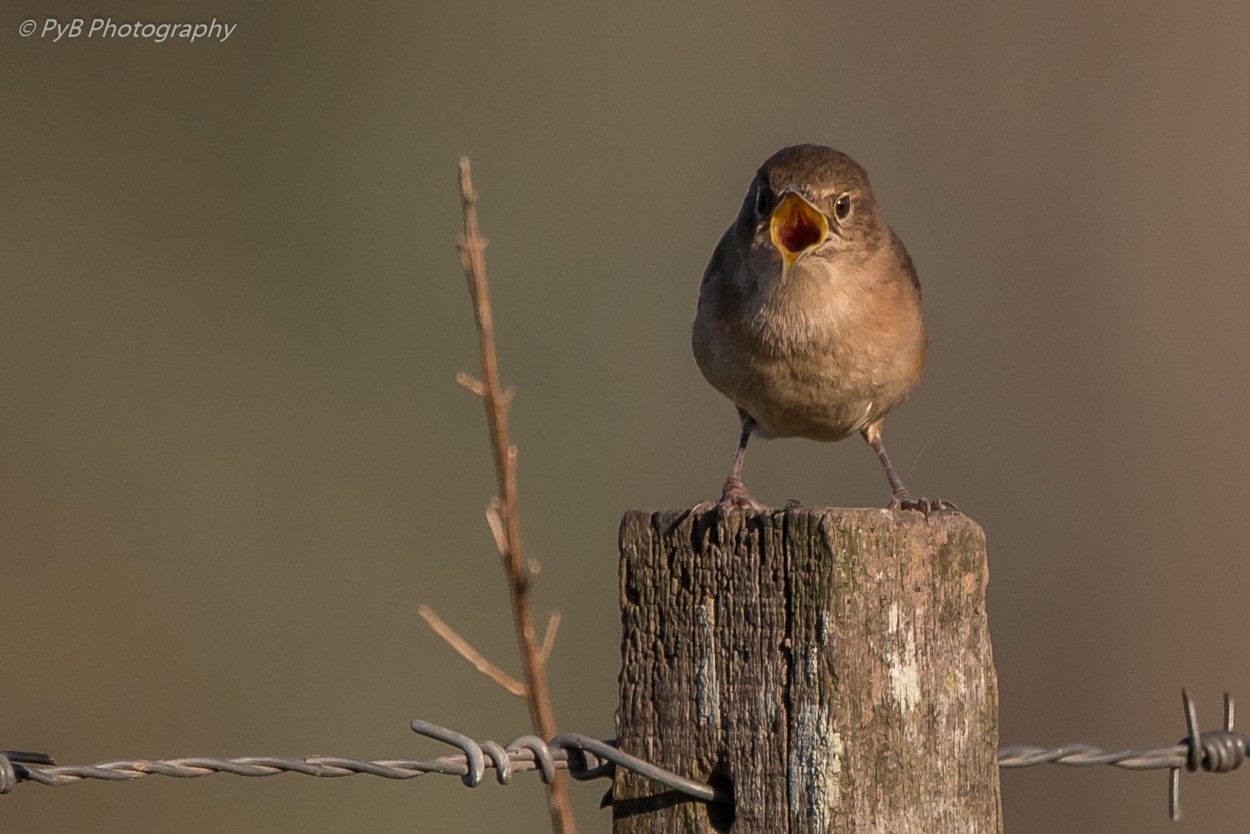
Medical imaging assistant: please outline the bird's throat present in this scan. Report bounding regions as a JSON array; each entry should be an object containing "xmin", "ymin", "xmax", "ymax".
[{"xmin": 770, "ymin": 192, "xmax": 828, "ymax": 266}]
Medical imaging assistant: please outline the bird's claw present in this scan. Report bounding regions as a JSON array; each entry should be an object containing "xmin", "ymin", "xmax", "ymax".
[
  {"xmin": 889, "ymin": 495, "xmax": 959, "ymax": 517},
  {"xmin": 691, "ymin": 480, "xmax": 768, "ymax": 516},
  {"xmin": 718, "ymin": 478, "xmax": 767, "ymax": 511}
]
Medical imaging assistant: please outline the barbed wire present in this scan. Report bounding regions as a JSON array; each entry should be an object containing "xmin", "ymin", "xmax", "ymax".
[
  {"xmin": 0, "ymin": 721, "xmax": 726, "ymax": 804},
  {"xmin": 3, "ymin": 690, "xmax": 1243, "ymax": 821},
  {"xmin": 999, "ymin": 689, "xmax": 1248, "ymax": 820}
]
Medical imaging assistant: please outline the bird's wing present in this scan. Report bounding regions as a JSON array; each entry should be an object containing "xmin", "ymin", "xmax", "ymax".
[
  {"xmin": 889, "ymin": 229, "xmax": 922, "ymax": 300},
  {"xmin": 699, "ymin": 223, "xmax": 739, "ymax": 293}
]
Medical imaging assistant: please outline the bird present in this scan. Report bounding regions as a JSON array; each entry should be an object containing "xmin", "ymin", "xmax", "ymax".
[{"xmin": 692, "ymin": 144, "xmax": 951, "ymax": 513}]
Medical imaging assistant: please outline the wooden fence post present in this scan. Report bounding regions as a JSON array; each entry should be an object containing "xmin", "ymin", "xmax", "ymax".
[{"xmin": 613, "ymin": 508, "xmax": 1001, "ymax": 834}]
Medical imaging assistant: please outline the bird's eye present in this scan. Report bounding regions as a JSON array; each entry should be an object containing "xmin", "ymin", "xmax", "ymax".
[
  {"xmin": 834, "ymin": 194, "xmax": 852, "ymax": 222},
  {"xmin": 754, "ymin": 185, "xmax": 769, "ymax": 219}
]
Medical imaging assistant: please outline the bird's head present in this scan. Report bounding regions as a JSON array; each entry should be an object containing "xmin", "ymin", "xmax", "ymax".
[{"xmin": 742, "ymin": 144, "xmax": 886, "ymax": 281}]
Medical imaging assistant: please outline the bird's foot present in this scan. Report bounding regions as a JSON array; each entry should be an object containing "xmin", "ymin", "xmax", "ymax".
[
  {"xmin": 691, "ymin": 478, "xmax": 768, "ymax": 515},
  {"xmin": 719, "ymin": 477, "xmax": 767, "ymax": 511},
  {"xmin": 888, "ymin": 494, "xmax": 959, "ymax": 518}
]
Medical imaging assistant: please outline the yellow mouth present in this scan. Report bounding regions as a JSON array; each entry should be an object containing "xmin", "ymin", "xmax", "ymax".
[{"xmin": 769, "ymin": 192, "xmax": 829, "ymax": 271}]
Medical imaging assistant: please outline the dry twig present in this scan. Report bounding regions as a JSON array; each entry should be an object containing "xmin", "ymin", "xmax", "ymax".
[
  {"xmin": 539, "ymin": 611, "xmax": 561, "ymax": 664},
  {"xmin": 421, "ymin": 157, "xmax": 577, "ymax": 834},
  {"xmin": 417, "ymin": 604, "xmax": 527, "ymax": 697}
]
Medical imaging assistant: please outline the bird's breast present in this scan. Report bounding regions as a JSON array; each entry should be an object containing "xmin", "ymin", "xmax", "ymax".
[{"xmin": 694, "ymin": 258, "xmax": 925, "ymax": 441}]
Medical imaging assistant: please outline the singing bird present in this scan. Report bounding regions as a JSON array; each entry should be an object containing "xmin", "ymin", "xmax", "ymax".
[{"xmin": 692, "ymin": 144, "xmax": 951, "ymax": 512}]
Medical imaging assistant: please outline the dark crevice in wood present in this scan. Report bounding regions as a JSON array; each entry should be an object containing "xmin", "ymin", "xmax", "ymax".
[{"xmin": 707, "ymin": 764, "xmax": 736, "ymax": 833}]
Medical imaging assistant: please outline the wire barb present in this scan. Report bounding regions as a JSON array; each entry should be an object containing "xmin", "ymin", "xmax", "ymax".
[
  {"xmin": 1169, "ymin": 689, "xmax": 1248, "ymax": 821},
  {"xmin": 8, "ymin": 689, "xmax": 1247, "ymax": 821},
  {"xmin": 998, "ymin": 688, "xmax": 1249, "ymax": 821}
]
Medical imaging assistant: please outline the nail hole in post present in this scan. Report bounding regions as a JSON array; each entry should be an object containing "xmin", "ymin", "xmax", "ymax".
[{"xmin": 707, "ymin": 765, "xmax": 735, "ymax": 833}]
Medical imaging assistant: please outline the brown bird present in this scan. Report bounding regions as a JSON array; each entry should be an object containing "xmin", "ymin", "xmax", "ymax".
[{"xmin": 693, "ymin": 144, "xmax": 950, "ymax": 512}]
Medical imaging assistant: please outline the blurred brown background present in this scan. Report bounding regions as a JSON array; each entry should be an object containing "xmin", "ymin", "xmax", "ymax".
[{"xmin": 4, "ymin": 2, "xmax": 1250, "ymax": 831}]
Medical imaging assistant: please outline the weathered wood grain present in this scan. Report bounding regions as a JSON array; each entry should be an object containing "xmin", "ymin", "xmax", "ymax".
[{"xmin": 614, "ymin": 508, "xmax": 1001, "ymax": 834}]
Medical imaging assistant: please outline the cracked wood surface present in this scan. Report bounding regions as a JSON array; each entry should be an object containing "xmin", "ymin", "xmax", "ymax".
[{"xmin": 614, "ymin": 508, "xmax": 1001, "ymax": 834}]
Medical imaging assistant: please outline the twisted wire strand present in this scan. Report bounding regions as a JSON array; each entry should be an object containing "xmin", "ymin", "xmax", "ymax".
[
  {"xmin": 997, "ymin": 743, "xmax": 1188, "ymax": 770},
  {"xmin": 3, "ymin": 690, "xmax": 1244, "ymax": 820},
  {"xmin": 0, "ymin": 721, "xmax": 723, "ymax": 804},
  {"xmin": 9, "ymin": 753, "xmax": 477, "ymax": 790}
]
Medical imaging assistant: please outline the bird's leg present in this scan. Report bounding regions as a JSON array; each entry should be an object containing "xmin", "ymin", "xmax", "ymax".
[
  {"xmin": 864, "ymin": 421, "xmax": 911, "ymax": 502},
  {"xmin": 862, "ymin": 420, "xmax": 956, "ymax": 516},
  {"xmin": 718, "ymin": 414, "xmax": 766, "ymax": 510}
]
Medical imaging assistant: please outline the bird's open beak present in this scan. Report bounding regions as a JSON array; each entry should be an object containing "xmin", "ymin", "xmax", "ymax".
[{"xmin": 770, "ymin": 191, "xmax": 829, "ymax": 275}]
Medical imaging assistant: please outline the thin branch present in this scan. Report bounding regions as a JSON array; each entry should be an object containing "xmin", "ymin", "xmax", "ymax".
[
  {"xmin": 455, "ymin": 157, "xmax": 577, "ymax": 834},
  {"xmin": 485, "ymin": 500, "xmax": 508, "ymax": 558},
  {"xmin": 539, "ymin": 610, "xmax": 562, "ymax": 664},
  {"xmin": 456, "ymin": 371, "xmax": 485, "ymax": 397},
  {"xmin": 417, "ymin": 604, "xmax": 527, "ymax": 697}
]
